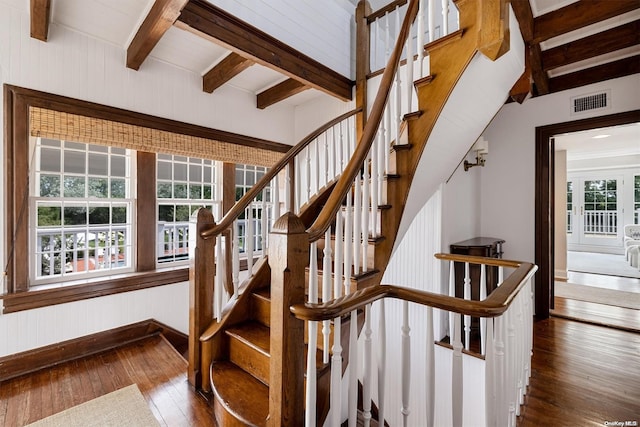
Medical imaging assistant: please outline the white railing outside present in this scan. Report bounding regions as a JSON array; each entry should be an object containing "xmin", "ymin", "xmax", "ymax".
[{"xmin": 583, "ymin": 210, "xmax": 618, "ymax": 235}]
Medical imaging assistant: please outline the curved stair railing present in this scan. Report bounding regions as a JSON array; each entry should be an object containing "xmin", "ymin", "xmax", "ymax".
[
  {"xmin": 189, "ymin": 0, "xmax": 517, "ymax": 424},
  {"xmin": 292, "ymin": 254, "xmax": 537, "ymax": 427}
]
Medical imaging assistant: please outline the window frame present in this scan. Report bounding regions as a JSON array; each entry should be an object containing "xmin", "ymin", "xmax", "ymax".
[{"xmin": 2, "ymin": 85, "xmax": 289, "ymax": 313}]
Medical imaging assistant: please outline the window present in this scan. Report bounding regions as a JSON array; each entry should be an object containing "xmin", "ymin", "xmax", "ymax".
[
  {"xmin": 566, "ymin": 181, "xmax": 573, "ymax": 234},
  {"xmin": 157, "ymin": 155, "xmax": 221, "ymax": 264},
  {"xmin": 32, "ymin": 138, "xmax": 133, "ymax": 283}
]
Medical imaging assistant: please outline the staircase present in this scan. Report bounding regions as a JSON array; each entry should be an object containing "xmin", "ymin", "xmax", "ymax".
[{"xmin": 189, "ymin": 0, "xmax": 526, "ymax": 425}]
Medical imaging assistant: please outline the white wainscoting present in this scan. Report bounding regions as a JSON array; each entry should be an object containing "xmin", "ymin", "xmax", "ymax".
[{"xmin": 0, "ymin": 282, "xmax": 188, "ymax": 358}]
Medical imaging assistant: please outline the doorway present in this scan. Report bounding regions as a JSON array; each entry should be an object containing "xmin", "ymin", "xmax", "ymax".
[{"xmin": 534, "ymin": 109, "xmax": 640, "ymax": 318}]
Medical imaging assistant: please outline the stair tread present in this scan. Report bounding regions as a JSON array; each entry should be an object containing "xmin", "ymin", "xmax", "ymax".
[
  {"xmin": 253, "ymin": 287, "xmax": 271, "ymax": 301},
  {"xmin": 227, "ymin": 322, "xmax": 270, "ymax": 356},
  {"xmin": 211, "ymin": 360, "xmax": 269, "ymax": 427}
]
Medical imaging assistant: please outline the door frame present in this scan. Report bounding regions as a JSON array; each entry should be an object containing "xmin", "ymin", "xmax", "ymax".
[{"xmin": 534, "ymin": 109, "xmax": 640, "ymax": 319}]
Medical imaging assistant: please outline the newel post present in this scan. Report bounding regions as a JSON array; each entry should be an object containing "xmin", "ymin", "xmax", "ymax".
[
  {"xmin": 268, "ymin": 212, "xmax": 309, "ymax": 426},
  {"xmin": 188, "ymin": 208, "xmax": 215, "ymax": 389}
]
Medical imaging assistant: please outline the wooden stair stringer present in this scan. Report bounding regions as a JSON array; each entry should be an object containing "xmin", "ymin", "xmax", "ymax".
[{"xmin": 372, "ymin": 0, "xmax": 485, "ymax": 275}]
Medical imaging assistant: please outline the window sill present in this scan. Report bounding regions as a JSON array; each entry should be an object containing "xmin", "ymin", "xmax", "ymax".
[{"xmin": 1, "ymin": 267, "xmax": 189, "ymax": 314}]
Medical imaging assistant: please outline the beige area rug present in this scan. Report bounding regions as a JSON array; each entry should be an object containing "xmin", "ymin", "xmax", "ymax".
[
  {"xmin": 26, "ymin": 384, "xmax": 159, "ymax": 427},
  {"xmin": 555, "ymin": 282, "xmax": 640, "ymax": 310}
]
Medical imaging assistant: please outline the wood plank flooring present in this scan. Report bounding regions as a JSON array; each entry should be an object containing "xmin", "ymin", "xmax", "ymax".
[
  {"xmin": 517, "ymin": 316, "xmax": 640, "ymax": 426},
  {"xmin": 0, "ymin": 334, "xmax": 216, "ymax": 427}
]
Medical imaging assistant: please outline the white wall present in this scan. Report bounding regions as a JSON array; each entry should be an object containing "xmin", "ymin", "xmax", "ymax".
[
  {"xmin": 554, "ymin": 150, "xmax": 568, "ymax": 279},
  {"xmin": 0, "ymin": 0, "xmax": 298, "ymax": 356},
  {"xmin": 476, "ymin": 74, "xmax": 640, "ymax": 264}
]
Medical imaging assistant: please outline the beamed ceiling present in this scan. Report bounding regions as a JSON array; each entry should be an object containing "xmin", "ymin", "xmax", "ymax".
[{"xmin": 28, "ymin": 0, "xmax": 640, "ymax": 108}]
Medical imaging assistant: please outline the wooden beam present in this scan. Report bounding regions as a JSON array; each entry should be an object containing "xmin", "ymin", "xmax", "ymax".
[
  {"xmin": 542, "ymin": 20, "xmax": 640, "ymax": 71},
  {"xmin": 177, "ymin": 0, "xmax": 353, "ymax": 101},
  {"xmin": 510, "ymin": 43, "xmax": 532, "ymax": 103},
  {"xmin": 530, "ymin": 44, "xmax": 549, "ymax": 95},
  {"xmin": 533, "ymin": 0, "xmax": 640, "ymax": 44},
  {"xmin": 510, "ymin": 0, "xmax": 534, "ymax": 42},
  {"xmin": 30, "ymin": 0, "xmax": 51, "ymax": 42},
  {"xmin": 548, "ymin": 55, "xmax": 640, "ymax": 94},
  {"xmin": 203, "ymin": 53, "xmax": 254, "ymax": 93},
  {"xmin": 256, "ymin": 79, "xmax": 309, "ymax": 110},
  {"xmin": 355, "ymin": 0, "xmax": 372, "ymax": 139},
  {"xmin": 478, "ymin": 0, "xmax": 510, "ymax": 61},
  {"xmin": 127, "ymin": 0, "xmax": 189, "ymax": 70}
]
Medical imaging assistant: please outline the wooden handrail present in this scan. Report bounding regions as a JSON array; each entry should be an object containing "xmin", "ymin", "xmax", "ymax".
[
  {"xmin": 291, "ymin": 256, "xmax": 537, "ymax": 320},
  {"xmin": 307, "ymin": 0, "xmax": 420, "ymax": 242},
  {"xmin": 367, "ymin": 0, "xmax": 408, "ymax": 23},
  {"xmin": 200, "ymin": 108, "xmax": 361, "ymax": 239}
]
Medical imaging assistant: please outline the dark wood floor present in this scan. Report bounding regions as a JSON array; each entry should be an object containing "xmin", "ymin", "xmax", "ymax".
[
  {"xmin": 0, "ymin": 335, "xmax": 216, "ymax": 427},
  {"xmin": 517, "ymin": 316, "xmax": 640, "ymax": 426},
  {"xmin": 2, "ymin": 318, "xmax": 639, "ymax": 426}
]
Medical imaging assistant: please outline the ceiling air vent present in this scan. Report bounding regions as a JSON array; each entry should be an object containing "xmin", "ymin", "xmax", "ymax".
[{"xmin": 571, "ymin": 90, "xmax": 610, "ymax": 115}]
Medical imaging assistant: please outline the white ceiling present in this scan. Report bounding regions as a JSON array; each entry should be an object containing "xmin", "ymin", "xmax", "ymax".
[
  {"xmin": 555, "ymin": 122, "xmax": 640, "ymax": 160},
  {"xmin": 49, "ymin": 0, "xmax": 330, "ymax": 106}
]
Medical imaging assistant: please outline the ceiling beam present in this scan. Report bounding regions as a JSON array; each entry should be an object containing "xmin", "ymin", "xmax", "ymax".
[
  {"xmin": 126, "ymin": 0, "xmax": 189, "ymax": 71},
  {"xmin": 542, "ymin": 20, "xmax": 640, "ymax": 71},
  {"xmin": 530, "ymin": 44, "xmax": 550, "ymax": 95},
  {"xmin": 203, "ymin": 53, "xmax": 254, "ymax": 93},
  {"xmin": 548, "ymin": 55, "xmax": 640, "ymax": 94},
  {"xmin": 533, "ymin": 0, "xmax": 640, "ymax": 44},
  {"xmin": 257, "ymin": 79, "xmax": 310, "ymax": 110},
  {"xmin": 177, "ymin": 0, "xmax": 353, "ymax": 101},
  {"xmin": 30, "ymin": 0, "xmax": 51, "ymax": 42}
]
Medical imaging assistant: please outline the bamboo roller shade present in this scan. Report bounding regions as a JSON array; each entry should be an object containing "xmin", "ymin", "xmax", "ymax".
[{"xmin": 29, "ymin": 106, "xmax": 282, "ymax": 167}]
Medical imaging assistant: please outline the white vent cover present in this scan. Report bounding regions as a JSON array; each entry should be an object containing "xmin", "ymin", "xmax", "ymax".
[{"xmin": 570, "ymin": 90, "xmax": 610, "ymax": 114}]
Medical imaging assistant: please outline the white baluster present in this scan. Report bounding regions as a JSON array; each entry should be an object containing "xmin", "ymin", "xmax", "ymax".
[
  {"xmin": 285, "ymin": 163, "xmax": 292, "ymax": 213},
  {"xmin": 306, "ymin": 241, "xmax": 318, "ymax": 427},
  {"xmin": 507, "ymin": 307, "xmax": 516, "ymax": 427},
  {"xmin": 322, "ymin": 228, "xmax": 332, "ymax": 364},
  {"xmin": 315, "ymin": 137, "xmax": 320, "ymax": 194},
  {"xmin": 448, "ymin": 261, "xmax": 455, "ymax": 344},
  {"xmin": 405, "ymin": 22, "xmax": 414, "ymax": 113},
  {"xmin": 331, "ymin": 316, "xmax": 343, "ymax": 427},
  {"xmin": 485, "ymin": 318, "xmax": 496, "ymax": 427},
  {"xmin": 371, "ymin": 133, "xmax": 379, "ymax": 238},
  {"xmin": 425, "ymin": 306, "xmax": 435, "ymax": 427},
  {"xmin": 334, "ymin": 209, "xmax": 343, "ymax": 300},
  {"xmin": 452, "ymin": 312, "xmax": 463, "ymax": 427},
  {"xmin": 498, "ymin": 266, "xmax": 504, "ymax": 284},
  {"xmin": 416, "ymin": 0, "xmax": 425, "ymax": 76},
  {"xmin": 273, "ymin": 175, "xmax": 281, "ymax": 221},
  {"xmin": 380, "ymin": 107, "xmax": 389, "ymax": 203},
  {"xmin": 480, "ymin": 263, "xmax": 487, "ymax": 355},
  {"xmin": 215, "ymin": 234, "xmax": 224, "ymax": 320},
  {"xmin": 332, "ymin": 125, "xmax": 338, "ymax": 180},
  {"xmin": 348, "ymin": 309, "xmax": 358, "ymax": 427},
  {"xmin": 344, "ymin": 190, "xmax": 353, "ymax": 294},
  {"xmin": 463, "ymin": 262, "xmax": 471, "ymax": 350},
  {"xmin": 363, "ymin": 304, "xmax": 373, "ymax": 427},
  {"xmin": 441, "ymin": 0, "xmax": 449, "ymax": 35},
  {"xmin": 353, "ymin": 175, "xmax": 361, "ymax": 275},
  {"xmin": 338, "ymin": 122, "xmax": 344, "ymax": 174},
  {"xmin": 427, "ymin": 0, "xmax": 436, "ymax": 42},
  {"xmin": 401, "ymin": 301, "xmax": 411, "ymax": 426},
  {"xmin": 394, "ymin": 7, "xmax": 402, "ymax": 145},
  {"xmin": 295, "ymin": 155, "xmax": 301, "ymax": 213},
  {"xmin": 324, "ymin": 132, "xmax": 330, "ymax": 185},
  {"xmin": 362, "ymin": 151, "xmax": 371, "ymax": 272},
  {"xmin": 378, "ymin": 299, "xmax": 387, "ymax": 427},
  {"xmin": 232, "ymin": 219, "xmax": 240, "ymax": 296},
  {"xmin": 246, "ymin": 205, "xmax": 254, "ymax": 275},
  {"xmin": 306, "ymin": 145, "xmax": 312, "ymax": 205},
  {"xmin": 495, "ymin": 315, "xmax": 507, "ymax": 426},
  {"xmin": 261, "ymin": 190, "xmax": 267, "ymax": 257}
]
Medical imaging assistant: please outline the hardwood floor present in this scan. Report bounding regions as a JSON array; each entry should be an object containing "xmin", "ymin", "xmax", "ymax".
[
  {"xmin": 2, "ymin": 319, "xmax": 638, "ymax": 426},
  {"xmin": 0, "ymin": 335, "xmax": 216, "ymax": 427},
  {"xmin": 517, "ymin": 316, "xmax": 640, "ymax": 426}
]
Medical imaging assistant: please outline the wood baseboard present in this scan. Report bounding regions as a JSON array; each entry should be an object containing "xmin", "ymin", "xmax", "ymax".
[{"xmin": 0, "ymin": 319, "xmax": 188, "ymax": 382}]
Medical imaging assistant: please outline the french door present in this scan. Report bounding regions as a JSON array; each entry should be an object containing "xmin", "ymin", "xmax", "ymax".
[{"xmin": 567, "ymin": 176, "xmax": 623, "ymax": 249}]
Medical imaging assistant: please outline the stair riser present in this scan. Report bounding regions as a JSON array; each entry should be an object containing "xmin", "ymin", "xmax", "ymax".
[
  {"xmin": 228, "ymin": 337, "xmax": 270, "ymax": 386},
  {"xmin": 251, "ymin": 293, "xmax": 271, "ymax": 327}
]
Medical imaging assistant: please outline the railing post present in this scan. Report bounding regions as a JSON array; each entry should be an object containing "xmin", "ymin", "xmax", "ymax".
[
  {"xmin": 478, "ymin": 0, "xmax": 510, "ymax": 61},
  {"xmin": 188, "ymin": 208, "xmax": 215, "ymax": 389},
  {"xmin": 356, "ymin": 0, "xmax": 372, "ymax": 139},
  {"xmin": 268, "ymin": 212, "xmax": 309, "ymax": 427}
]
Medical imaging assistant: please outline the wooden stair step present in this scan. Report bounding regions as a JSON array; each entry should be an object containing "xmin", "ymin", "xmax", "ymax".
[
  {"xmin": 413, "ymin": 74, "xmax": 434, "ymax": 90},
  {"xmin": 210, "ymin": 360, "xmax": 269, "ymax": 427},
  {"xmin": 251, "ymin": 287, "xmax": 271, "ymax": 327},
  {"xmin": 226, "ymin": 321, "xmax": 270, "ymax": 385}
]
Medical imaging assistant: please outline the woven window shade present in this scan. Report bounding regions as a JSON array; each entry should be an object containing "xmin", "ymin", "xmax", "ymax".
[{"xmin": 29, "ymin": 106, "xmax": 282, "ymax": 167}]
